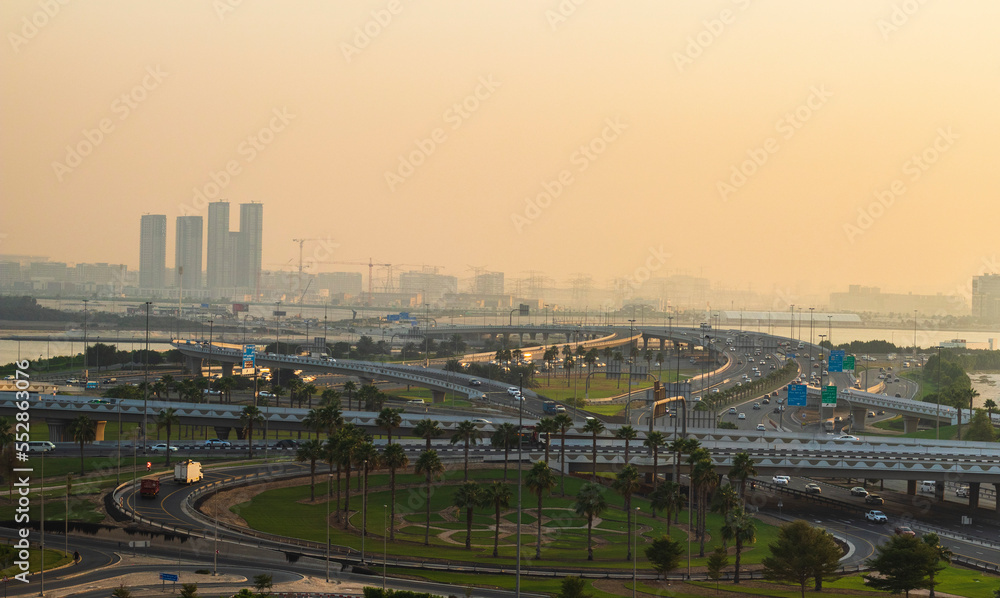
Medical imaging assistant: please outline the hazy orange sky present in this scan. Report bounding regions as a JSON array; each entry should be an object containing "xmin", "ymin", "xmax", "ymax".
[{"xmin": 3, "ymin": 1, "xmax": 999, "ymax": 297}]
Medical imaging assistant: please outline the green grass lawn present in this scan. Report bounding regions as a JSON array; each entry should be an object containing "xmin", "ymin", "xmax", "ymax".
[
  {"xmin": 534, "ymin": 374, "xmax": 658, "ymax": 404},
  {"xmin": 233, "ymin": 467, "xmax": 779, "ymax": 571},
  {"xmin": 0, "ymin": 547, "xmax": 71, "ymax": 578},
  {"xmin": 385, "ymin": 567, "xmax": 624, "ymax": 598}
]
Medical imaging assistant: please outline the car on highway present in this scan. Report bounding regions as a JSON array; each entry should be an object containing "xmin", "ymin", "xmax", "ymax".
[
  {"xmin": 762, "ymin": 398, "xmax": 770, "ymax": 404},
  {"xmin": 407, "ymin": 399, "xmax": 425, "ymax": 405},
  {"xmin": 956, "ymin": 486, "xmax": 970, "ymax": 498},
  {"xmin": 756, "ymin": 423, "xmax": 766, "ymax": 431},
  {"xmin": 804, "ymin": 483, "xmax": 822, "ymax": 494},
  {"xmin": 834, "ymin": 435, "xmax": 860, "ymax": 441},
  {"xmin": 274, "ymin": 439, "xmax": 300, "ymax": 448},
  {"xmin": 471, "ymin": 418, "xmax": 492, "ymax": 424},
  {"xmin": 894, "ymin": 526, "xmax": 916, "ymax": 537},
  {"xmin": 865, "ymin": 494, "xmax": 885, "ymax": 505},
  {"xmin": 65, "ymin": 378, "xmax": 79, "ymax": 384},
  {"xmin": 149, "ymin": 443, "xmax": 178, "ymax": 452},
  {"xmin": 258, "ymin": 391, "xmax": 274, "ymax": 399},
  {"xmin": 506, "ymin": 387, "xmax": 519, "ymax": 396},
  {"xmin": 204, "ymin": 438, "xmax": 232, "ymax": 448},
  {"xmin": 752, "ymin": 403, "xmax": 761, "ymax": 410},
  {"xmin": 728, "ymin": 407, "xmax": 737, "ymax": 414},
  {"xmin": 850, "ymin": 487, "xmax": 869, "ymax": 497},
  {"xmin": 88, "ymin": 398, "xmax": 110, "ymax": 405},
  {"xmin": 468, "ymin": 379, "xmax": 482, "ymax": 387},
  {"xmin": 865, "ymin": 510, "xmax": 888, "ymax": 523},
  {"xmin": 772, "ymin": 475, "xmax": 790, "ymax": 485},
  {"xmin": 737, "ymin": 412, "xmax": 746, "ymax": 420}
]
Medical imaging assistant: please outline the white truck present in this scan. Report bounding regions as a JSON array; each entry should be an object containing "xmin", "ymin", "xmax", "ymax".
[{"xmin": 173, "ymin": 460, "xmax": 204, "ymax": 484}]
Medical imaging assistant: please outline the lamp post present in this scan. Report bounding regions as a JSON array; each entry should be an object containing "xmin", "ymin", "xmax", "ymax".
[
  {"xmin": 143, "ymin": 301, "xmax": 151, "ymax": 454},
  {"xmin": 789, "ymin": 304, "xmax": 794, "ymax": 344},
  {"xmin": 326, "ymin": 474, "xmax": 332, "ymax": 582},
  {"xmin": 82, "ymin": 299, "xmax": 89, "ymax": 383},
  {"xmin": 383, "ymin": 504, "xmax": 388, "ymax": 591},
  {"xmin": 515, "ymin": 373, "xmax": 524, "ymax": 598},
  {"xmin": 626, "ymin": 319, "xmax": 636, "ymax": 422},
  {"xmin": 809, "ymin": 307, "xmax": 814, "ymax": 365},
  {"xmin": 424, "ymin": 302, "xmax": 430, "ymax": 368},
  {"xmin": 362, "ymin": 459, "xmax": 367, "ymax": 564},
  {"xmin": 274, "ymin": 301, "xmax": 281, "ymax": 354},
  {"xmin": 913, "ymin": 310, "xmax": 918, "ymax": 359},
  {"xmin": 632, "ymin": 506, "xmax": 640, "ymax": 598}
]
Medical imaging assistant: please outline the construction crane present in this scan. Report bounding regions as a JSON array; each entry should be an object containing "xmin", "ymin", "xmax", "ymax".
[
  {"xmin": 292, "ymin": 239, "xmax": 321, "ymax": 297},
  {"xmin": 316, "ymin": 258, "xmax": 390, "ymax": 305}
]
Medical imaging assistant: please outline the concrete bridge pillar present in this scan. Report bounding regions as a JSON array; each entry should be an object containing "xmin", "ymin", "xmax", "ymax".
[
  {"xmin": 213, "ymin": 426, "xmax": 232, "ymax": 440},
  {"xmin": 45, "ymin": 419, "xmax": 67, "ymax": 442},
  {"xmin": 542, "ymin": 333, "xmax": 549, "ymax": 343},
  {"xmin": 233, "ymin": 427, "xmax": 247, "ymax": 440},
  {"xmin": 642, "ymin": 337, "xmax": 648, "ymax": 351},
  {"xmin": 659, "ymin": 338, "xmax": 666, "ymax": 351},
  {"xmin": 968, "ymin": 482, "xmax": 981, "ymax": 508},
  {"xmin": 934, "ymin": 481, "xmax": 945, "ymax": 501},
  {"xmin": 221, "ymin": 362, "xmax": 234, "ymax": 378},
  {"xmin": 529, "ymin": 333, "xmax": 537, "ymax": 341},
  {"xmin": 851, "ymin": 406, "xmax": 868, "ymax": 431},
  {"xmin": 94, "ymin": 420, "xmax": 106, "ymax": 442},
  {"xmin": 186, "ymin": 355, "xmax": 203, "ymax": 377},
  {"xmin": 902, "ymin": 415, "xmax": 920, "ymax": 434},
  {"xmin": 431, "ymin": 390, "xmax": 446, "ymax": 404},
  {"xmin": 907, "ymin": 479, "xmax": 917, "ymax": 495},
  {"xmin": 995, "ymin": 484, "xmax": 1000, "ymax": 513}
]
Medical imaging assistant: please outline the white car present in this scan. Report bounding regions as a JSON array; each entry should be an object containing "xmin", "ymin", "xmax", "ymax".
[
  {"xmin": 834, "ymin": 435, "xmax": 860, "ymax": 441},
  {"xmin": 772, "ymin": 475, "xmax": 790, "ymax": 485},
  {"xmin": 865, "ymin": 510, "xmax": 888, "ymax": 523},
  {"xmin": 737, "ymin": 413, "xmax": 746, "ymax": 420},
  {"xmin": 471, "ymin": 418, "xmax": 492, "ymax": 424},
  {"xmin": 506, "ymin": 387, "xmax": 519, "ymax": 396},
  {"xmin": 756, "ymin": 423, "xmax": 766, "ymax": 431},
  {"xmin": 149, "ymin": 443, "xmax": 178, "ymax": 452},
  {"xmin": 204, "ymin": 439, "xmax": 232, "ymax": 448}
]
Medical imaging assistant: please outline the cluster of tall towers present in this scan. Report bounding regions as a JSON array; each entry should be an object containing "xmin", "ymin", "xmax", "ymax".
[{"xmin": 139, "ymin": 201, "xmax": 263, "ymax": 296}]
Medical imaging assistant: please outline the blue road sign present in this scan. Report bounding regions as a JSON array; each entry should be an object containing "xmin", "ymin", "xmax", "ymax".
[
  {"xmin": 242, "ymin": 345, "xmax": 255, "ymax": 368},
  {"xmin": 787, "ymin": 384, "xmax": 807, "ymax": 406},
  {"xmin": 828, "ymin": 350, "xmax": 845, "ymax": 372},
  {"xmin": 160, "ymin": 573, "xmax": 179, "ymax": 582}
]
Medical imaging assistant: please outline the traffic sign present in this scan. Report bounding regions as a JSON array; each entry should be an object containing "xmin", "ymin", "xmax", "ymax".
[
  {"xmin": 844, "ymin": 355, "xmax": 855, "ymax": 371},
  {"xmin": 242, "ymin": 344, "xmax": 256, "ymax": 368},
  {"xmin": 159, "ymin": 573, "xmax": 179, "ymax": 582},
  {"xmin": 822, "ymin": 385, "xmax": 837, "ymax": 405},
  {"xmin": 129, "ymin": 541, "xmax": 150, "ymax": 548},
  {"xmin": 787, "ymin": 384, "xmax": 807, "ymax": 406},
  {"xmin": 828, "ymin": 350, "xmax": 845, "ymax": 372}
]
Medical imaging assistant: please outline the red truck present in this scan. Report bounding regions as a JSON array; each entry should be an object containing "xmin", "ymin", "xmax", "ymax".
[{"xmin": 140, "ymin": 477, "xmax": 160, "ymax": 498}]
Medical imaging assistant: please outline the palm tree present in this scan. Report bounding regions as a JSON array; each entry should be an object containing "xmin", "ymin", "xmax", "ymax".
[
  {"xmin": 574, "ymin": 482, "xmax": 608, "ymax": 561},
  {"xmin": 160, "ymin": 374, "xmax": 175, "ymax": 399},
  {"xmin": 216, "ymin": 376, "xmax": 235, "ymax": 403},
  {"xmin": 728, "ymin": 452, "xmax": 757, "ymax": 500},
  {"xmin": 525, "ymin": 461, "xmax": 557, "ymax": 559},
  {"xmin": 303, "ymin": 383, "xmax": 318, "ymax": 409},
  {"xmin": 0, "ymin": 418, "xmax": 15, "ymax": 496},
  {"xmin": 453, "ymin": 482, "xmax": 482, "ymax": 550},
  {"xmin": 154, "ymin": 408, "xmax": 179, "ymax": 467},
  {"xmin": 615, "ymin": 425, "xmax": 638, "ymax": 464},
  {"xmin": 318, "ymin": 404, "xmax": 344, "ymax": 438},
  {"xmin": 649, "ymin": 481, "xmax": 685, "ymax": 533},
  {"xmin": 668, "ymin": 437, "xmax": 701, "ymax": 492},
  {"xmin": 413, "ymin": 418, "xmax": 442, "ymax": 451},
  {"xmin": 922, "ymin": 532, "xmax": 953, "ymax": 598},
  {"xmin": 553, "ymin": 413, "xmax": 573, "ymax": 495},
  {"xmin": 544, "ymin": 346, "xmax": 558, "ymax": 385},
  {"xmin": 563, "ymin": 357, "xmax": 574, "ymax": 386},
  {"xmin": 343, "ymin": 380, "xmax": 357, "ymax": 410},
  {"xmin": 270, "ymin": 385, "xmax": 286, "ymax": 407},
  {"xmin": 585, "ymin": 349, "xmax": 598, "ymax": 376},
  {"xmin": 296, "ymin": 439, "xmax": 323, "ymax": 501},
  {"xmin": 354, "ymin": 441, "xmax": 379, "ymax": 536},
  {"xmin": 240, "ymin": 405, "xmax": 264, "ymax": 459},
  {"xmin": 451, "ymin": 420, "xmax": 482, "ymax": 481},
  {"xmin": 376, "ymin": 407, "xmax": 403, "ymax": 444},
  {"xmin": 491, "ymin": 423, "xmax": 518, "ymax": 481},
  {"xmin": 483, "ymin": 481, "xmax": 513, "ymax": 557},
  {"xmin": 287, "ymin": 379, "xmax": 303, "ymax": 408},
  {"xmin": 320, "ymin": 388, "xmax": 341, "ymax": 407},
  {"xmin": 612, "ymin": 464, "xmax": 642, "ymax": 561},
  {"xmin": 151, "ymin": 381, "xmax": 166, "ymax": 400},
  {"xmin": 415, "ymin": 449, "xmax": 444, "ymax": 545},
  {"xmin": 711, "ymin": 484, "xmax": 741, "ymax": 520},
  {"xmin": 302, "ymin": 409, "xmax": 323, "ymax": 440},
  {"xmin": 644, "ymin": 431, "xmax": 666, "ymax": 493},
  {"xmin": 690, "ymin": 453, "xmax": 717, "ymax": 557},
  {"xmin": 582, "ymin": 418, "xmax": 606, "ymax": 481},
  {"xmin": 337, "ymin": 425, "xmax": 365, "ymax": 529},
  {"xmin": 66, "ymin": 415, "xmax": 96, "ymax": 476},
  {"xmin": 720, "ymin": 506, "xmax": 756, "ymax": 584},
  {"xmin": 382, "ymin": 443, "xmax": 409, "ymax": 541},
  {"xmin": 984, "ymin": 398, "xmax": 998, "ymax": 419},
  {"xmin": 536, "ymin": 417, "xmax": 559, "ymax": 464},
  {"xmin": 612, "ymin": 351, "xmax": 624, "ymax": 388}
]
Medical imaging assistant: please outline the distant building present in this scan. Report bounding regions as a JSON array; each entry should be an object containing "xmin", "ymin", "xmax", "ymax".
[
  {"xmin": 399, "ymin": 270, "xmax": 458, "ymax": 303},
  {"xmin": 236, "ymin": 202, "xmax": 263, "ymax": 294},
  {"xmin": 175, "ymin": 216, "xmax": 203, "ymax": 289},
  {"xmin": 139, "ymin": 214, "xmax": 167, "ymax": 290},
  {"xmin": 29, "ymin": 262, "xmax": 69, "ymax": 283},
  {"xmin": 316, "ymin": 272, "xmax": 363, "ymax": 296},
  {"xmin": 829, "ymin": 285, "xmax": 965, "ymax": 316},
  {"xmin": 972, "ymin": 274, "xmax": 1000, "ymax": 321},
  {"xmin": 474, "ymin": 271, "xmax": 505, "ymax": 295},
  {"xmin": 0, "ymin": 262, "xmax": 20, "ymax": 290},
  {"xmin": 207, "ymin": 201, "xmax": 232, "ymax": 290}
]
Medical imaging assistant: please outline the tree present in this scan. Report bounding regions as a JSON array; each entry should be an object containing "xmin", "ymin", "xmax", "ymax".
[
  {"xmin": 491, "ymin": 423, "xmax": 518, "ymax": 481},
  {"xmin": 343, "ymin": 380, "xmax": 357, "ymax": 410},
  {"xmin": 615, "ymin": 425, "xmax": 638, "ymax": 464},
  {"xmin": 536, "ymin": 417, "xmax": 559, "ymax": 464},
  {"xmin": 964, "ymin": 409, "xmax": 997, "ymax": 442},
  {"xmin": 320, "ymin": 388, "xmax": 342, "ymax": 408},
  {"xmin": 240, "ymin": 405, "xmax": 264, "ymax": 459},
  {"xmin": 650, "ymin": 481, "xmax": 684, "ymax": 533},
  {"xmin": 690, "ymin": 451, "xmax": 717, "ymax": 556},
  {"xmin": 711, "ymin": 485, "xmax": 741, "ymax": 521},
  {"xmin": 253, "ymin": 573, "xmax": 273, "ymax": 594},
  {"xmin": 644, "ymin": 535, "xmax": 684, "ymax": 580},
  {"xmin": 337, "ymin": 425, "xmax": 365, "ymax": 528},
  {"xmin": 563, "ymin": 356, "xmax": 574, "ymax": 386},
  {"xmin": 553, "ymin": 413, "xmax": 573, "ymax": 495},
  {"xmin": 763, "ymin": 520, "xmax": 841, "ymax": 597},
  {"xmin": 112, "ymin": 585, "xmax": 134, "ymax": 598},
  {"xmin": 179, "ymin": 583, "xmax": 199, "ymax": 598},
  {"xmin": 668, "ymin": 437, "xmax": 701, "ymax": 498},
  {"xmin": 706, "ymin": 545, "xmax": 729, "ymax": 591},
  {"xmin": 382, "ymin": 443, "xmax": 409, "ymax": 541},
  {"xmin": 643, "ymin": 431, "xmax": 666, "ymax": 494},
  {"xmin": 525, "ymin": 461, "xmax": 557, "ymax": 559},
  {"xmin": 865, "ymin": 534, "xmax": 939, "ymax": 597},
  {"xmin": 376, "ymin": 407, "xmax": 403, "ymax": 444},
  {"xmin": 612, "ymin": 464, "xmax": 642, "ymax": 561},
  {"xmin": 984, "ymin": 398, "xmax": 997, "ymax": 419},
  {"xmin": 558, "ymin": 576, "xmax": 592, "ymax": 598},
  {"xmin": 160, "ymin": 374, "xmax": 175, "ymax": 398},
  {"xmin": 728, "ymin": 452, "xmax": 757, "ymax": 500},
  {"xmin": 414, "ymin": 418, "xmax": 442, "ymax": 451},
  {"xmin": 415, "ymin": 449, "xmax": 444, "ymax": 545},
  {"xmin": 921, "ymin": 533, "xmax": 952, "ymax": 598},
  {"xmin": 574, "ymin": 482, "xmax": 608, "ymax": 561},
  {"xmin": 582, "ymin": 418, "xmax": 606, "ymax": 481},
  {"xmin": 483, "ymin": 481, "xmax": 513, "ymax": 557},
  {"xmin": 155, "ymin": 408, "xmax": 180, "ymax": 467},
  {"xmin": 66, "ymin": 415, "xmax": 96, "ymax": 476},
  {"xmin": 151, "ymin": 380, "xmax": 166, "ymax": 400},
  {"xmin": 451, "ymin": 420, "xmax": 482, "ymax": 481},
  {"xmin": 296, "ymin": 439, "xmax": 323, "ymax": 501},
  {"xmin": 452, "ymin": 481, "xmax": 482, "ymax": 550},
  {"xmin": 719, "ymin": 506, "xmax": 756, "ymax": 584}
]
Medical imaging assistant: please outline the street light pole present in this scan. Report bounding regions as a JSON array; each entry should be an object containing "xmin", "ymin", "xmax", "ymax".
[
  {"xmin": 326, "ymin": 474, "xmax": 332, "ymax": 582},
  {"xmin": 143, "ymin": 301, "xmax": 151, "ymax": 454},
  {"xmin": 627, "ymin": 319, "xmax": 636, "ymax": 422},
  {"xmin": 383, "ymin": 504, "xmax": 388, "ymax": 591},
  {"xmin": 632, "ymin": 506, "xmax": 640, "ymax": 598},
  {"xmin": 82, "ymin": 299, "xmax": 89, "ymax": 383},
  {"xmin": 516, "ymin": 373, "xmax": 523, "ymax": 598}
]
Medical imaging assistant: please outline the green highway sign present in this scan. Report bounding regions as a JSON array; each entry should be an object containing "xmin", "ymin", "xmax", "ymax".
[
  {"xmin": 821, "ymin": 385, "xmax": 837, "ymax": 405},
  {"xmin": 844, "ymin": 355, "xmax": 855, "ymax": 371}
]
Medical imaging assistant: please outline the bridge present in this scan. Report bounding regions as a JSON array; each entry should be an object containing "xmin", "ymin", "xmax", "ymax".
[{"xmin": 802, "ymin": 386, "xmax": 1000, "ymax": 432}]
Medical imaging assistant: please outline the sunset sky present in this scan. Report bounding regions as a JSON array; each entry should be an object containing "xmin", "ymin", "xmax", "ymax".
[{"xmin": 3, "ymin": 0, "xmax": 999, "ymax": 297}]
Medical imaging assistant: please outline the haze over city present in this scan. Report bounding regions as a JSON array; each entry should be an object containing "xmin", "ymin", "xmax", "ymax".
[{"xmin": 4, "ymin": 1, "xmax": 1000, "ymax": 298}]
